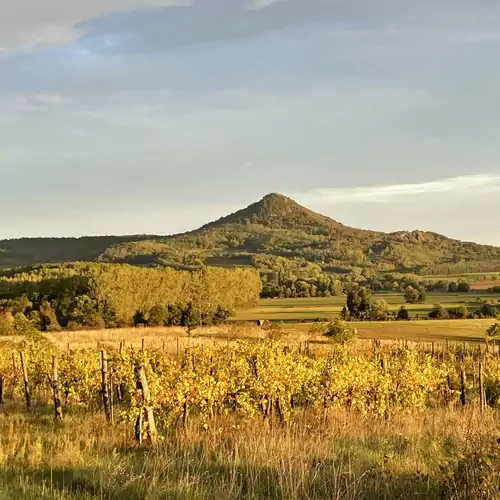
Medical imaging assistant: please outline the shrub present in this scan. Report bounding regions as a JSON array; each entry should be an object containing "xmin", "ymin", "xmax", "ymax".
[
  {"xmin": 429, "ymin": 304, "xmax": 449, "ymax": 320},
  {"xmin": 12, "ymin": 312, "xmax": 40, "ymax": 336},
  {"xmin": 397, "ymin": 306, "xmax": 410, "ymax": 321},
  {"xmin": 370, "ymin": 299, "xmax": 389, "ymax": 321},
  {"xmin": 448, "ymin": 305, "xmax": 469, "ymax": 319},
  {"xmin": 321, "ymin": 319, "xmax": 357, "ymax": 345},
  {"xmin": 480, "ymin": 304, "xmax": 498, "ymax": 319},
  {"xmin": 486, "ymin": 322, "xmax": 500, "ymax": 338}
]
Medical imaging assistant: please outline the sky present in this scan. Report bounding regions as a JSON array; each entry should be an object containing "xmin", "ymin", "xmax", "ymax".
[{"xmin": 1, "ymin": 0, "xmax": 500, "ymax": 244}]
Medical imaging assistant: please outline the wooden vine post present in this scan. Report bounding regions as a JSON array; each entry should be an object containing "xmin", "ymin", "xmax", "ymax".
[
  {"xmin": 0, "ymin": 374, "xmax": 4, "ymax": 406},
  {"xmin": 109, "ymin": 367, "xmax": 115, "ymax": 426},
  {"xmin": 51, "ymin": 355, "xmax": 63, "ymax": 420},
  {"xmin": 381, "ymin": 356, "xmax": 389, "ymax": 420},
  {"xmin": 10, "ymin": 353, "xmax": 17, "ymax": 399},
  {"xmin": 101, "ymin": 350, "xmax": 111, "ymax": 422},
  {"xmin": 19, "ymin": 352, "xmax": 31, "ymax": 409},
  {"xmin": 134, "ymin": 364, "xmax": 158, "ymax": 445},
  {"xmin": 460, "ymin": 367, "xmax": 466, "ymax": 407},
  {"xmin": 479, "ymin": 362, "xmax": 486, "ymax": 414}
]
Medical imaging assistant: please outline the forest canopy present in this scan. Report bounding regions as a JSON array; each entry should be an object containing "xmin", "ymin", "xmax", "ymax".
[{"xmin": 0, "ymin": 263, "xmax": 261, "ymax": 332}]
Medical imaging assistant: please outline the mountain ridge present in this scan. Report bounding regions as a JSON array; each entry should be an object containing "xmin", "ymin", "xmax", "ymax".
[{"xmin": 1, "ymin": 194, "xmax": 500, "ymax": 277}]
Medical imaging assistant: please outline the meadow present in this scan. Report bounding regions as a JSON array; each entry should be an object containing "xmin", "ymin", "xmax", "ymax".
[
  {"xmin": 230, "ymin": 291, "xmax": 500, "ymax": 343},
  {"xmin": 234, "ymin": 292, "xmax": 500, "ymax": 322}
]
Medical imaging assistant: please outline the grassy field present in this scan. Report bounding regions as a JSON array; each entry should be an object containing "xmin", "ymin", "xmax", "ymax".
[
  {"xmin": 0, "ymin": 405, "xmax": 498, "ymax": 499},
  {"xmin": 37, "ymin": 318, "xmax": 498, "ymax": 350},
  {"xmin": 227, "ymin": 292, "xmax": 500, "ymax": 343},
  {"xmin": 233, "ymin": 292, "xmax": 500, "ymax": 323},
  {"xmin": 419, "ymin": 271, "xmax": 500, "ymax": 290}
]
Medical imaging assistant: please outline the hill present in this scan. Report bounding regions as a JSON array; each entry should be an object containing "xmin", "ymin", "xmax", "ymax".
[
  {"xmin": 2, "ymin": 194, "xmax": 500, "ymax": 293},
  {"xmin": 0, "ymin": 235, "xmax": 153, "ymax": 268}
]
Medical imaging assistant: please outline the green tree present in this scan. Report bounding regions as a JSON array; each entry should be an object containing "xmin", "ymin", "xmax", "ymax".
[
  {"xmin": 346, "ymin": 286, "xmax": 372, "ymax": 320},
  {"xmin": 397, "ymin": 306, "xmax": 410, "ymax": 321},
  {"xmin": 69, "ymin": 295, "xmax": 102, "ymax": 328},
  {"xmin": 182, "ymin": 303, "xmax": 201, "ymax": 334},
  {"xmin": 147, "ymin": 306, "xmax": 167, "ymax": 327},
  {"xmin": 404, "ymin": 285, "xmax": 426, "ymax": 304},
  {"xmin": 448, "ymin": 305, "xmax": 469, "ymax": 319},
  {"xmin": 429, "ymin": 304, "xmax": 449, "ymax": 320},
  {"xmin": 417, "ymin": 286, "xmax": 427, "ymax": 303},
  {"xmin": 480, "ymin": 304, "xmax": 498, "ymax": 319},
  {"xmin": 370, "ymin": 299, "xmax": 389, "ymax": 321},
  {"xmin": 404, "ymin": 286, "xmax": 420, "ymax": 304}
]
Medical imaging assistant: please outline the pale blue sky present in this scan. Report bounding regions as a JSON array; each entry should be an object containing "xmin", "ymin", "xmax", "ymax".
[{"xmin": 1, "ymin": 0, "xmax": 500, "ymax": 243}]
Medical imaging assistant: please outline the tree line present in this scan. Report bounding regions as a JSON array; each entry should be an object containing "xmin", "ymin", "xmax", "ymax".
[
  {"xmin": 341, "ymin": 286, "xmax": 500, "ymax": 322},
  {"xmin": 0, "ymin": 263, "xmax": 261, "ymax": 333}
]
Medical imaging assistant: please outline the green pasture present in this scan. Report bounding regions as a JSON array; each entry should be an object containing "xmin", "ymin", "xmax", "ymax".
[
  {"xmin": 233, "ymin": 292, "xmax": 500, "ymax": 322},
  {"xmin": 232, "ymin": 292, "xmax": 500, "ymax": 342}
]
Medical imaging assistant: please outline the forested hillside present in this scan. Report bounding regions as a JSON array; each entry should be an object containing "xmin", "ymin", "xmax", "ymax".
[
  {"xmin": 0, "ymin": 236, "xmax": 153, "ymax": 268},
  {"xmin": 2, "ymin": 194, "xmax": 500, "ymax": 297},
  {"xmin": 100, "ymin": 194, "xmax": 500, "ymax": 288}
]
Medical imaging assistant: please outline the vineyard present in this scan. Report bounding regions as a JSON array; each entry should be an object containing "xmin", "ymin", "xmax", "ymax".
[
  {"xmin": 1, "ymin": 335, "xmax": 500, "ymax": 498},
  {"xmin": 2, "ymin": 336, "xmax": 500, "ymax": 438}
]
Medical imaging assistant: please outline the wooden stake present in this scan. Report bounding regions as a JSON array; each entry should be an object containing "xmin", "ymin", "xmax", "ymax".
[
  {"xmin": 381, "ymin": 356, "xmax": 389, "ymax": 419},
  {"xmin": 10, "ymin": 353, "xmax": 17, "ymax": 399},
  {"xmin": 460, "ymin": 367, "xmax": 466, "ymax": 407},
  {"xmin": 134, "ymin": 365, "xmax": 158, "ymax": 445},
  {"xmin": 0, "ymin": 374, "xmax": 4, "ymax": 405},
  {"xmin": 51, "ymin": 355, "xmax": 63, "ymax": 420},
  {"xmin": 19, "ymin": 352, "xmax": 31, "ymax": 409},
  {"xmin": 101, "ymin": 350, "xmax": 111, "ymax": 422},
  {"xmin": 141, "ymin": 338, "xmax": 145, "ymax": 353},
  {"xmin": 479, "ymin": 362, "xmax": 486, "ymax": 413},
  {"xmin": 109, "ymin": 368, "xmax": 115, "ymax": 426}
]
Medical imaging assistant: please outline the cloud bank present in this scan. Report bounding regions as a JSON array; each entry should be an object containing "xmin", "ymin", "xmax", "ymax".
[{"xmin": 295, "ymin": 175, "xmax": 500, "ymax": 205}]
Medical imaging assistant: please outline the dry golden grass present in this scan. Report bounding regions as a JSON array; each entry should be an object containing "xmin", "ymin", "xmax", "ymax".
[
  {"xmin": 0, "ymin": 405, "xmax": 499, "ymax": 499},
  {"xmin": 40, "ymin": 319, "xmax": 495, "ymax": 354},
  {"xmin": 42, "ymin": 324, "xmax": 272, "ymax": 351}
]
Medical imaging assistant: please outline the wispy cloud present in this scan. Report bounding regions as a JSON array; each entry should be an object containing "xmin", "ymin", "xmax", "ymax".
[
  {"xmin": 0, "ymin": 0, "xmax": 187, "ymax": 50},
  {"xmin": 294, "ymin": 174, "xmax": 500, "ymax": 205},
  {"xmin": 0, "ymin": 93, "xmax": 64, "ymax": 111}
]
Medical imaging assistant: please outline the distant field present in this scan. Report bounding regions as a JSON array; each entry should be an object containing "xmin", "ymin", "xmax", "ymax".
[
  {"xmin": 233, "ymin": 292, "xmax": 500, "ymax": 323},
  {"xmin": 230, "ymin": 292, "xmax": 500, "ymax": 343},
  {"xmin": 470, "ymin": 280, "xmax": 500, "ymax": 290},
  {"xmin": 288, "ymin": 319, "xmax": 496, "ymax": 343},
  {"xmin": 36, "ymin": 292, "xmax": 500, "ymax": 349},
  {"xmin": 422, "ymin": 271, "xmax": 500, "ymax": 281},
  {"xmin": 421, "ymin": 271, "xmax": 500, "ymax": 290}
]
